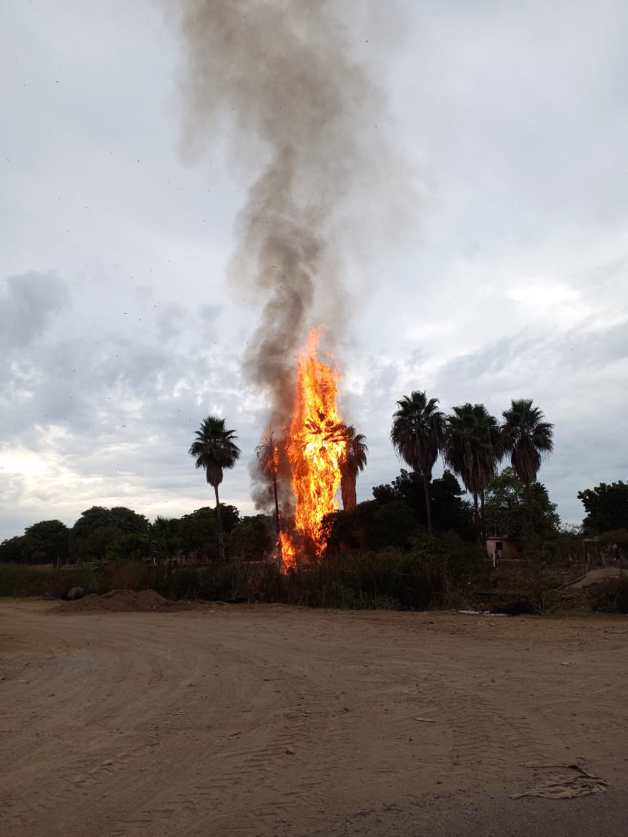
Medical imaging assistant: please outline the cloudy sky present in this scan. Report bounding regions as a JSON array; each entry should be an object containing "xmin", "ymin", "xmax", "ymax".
[{"xmin": 2, "ymin": 0, "xmax": 628, "ymax": 539}]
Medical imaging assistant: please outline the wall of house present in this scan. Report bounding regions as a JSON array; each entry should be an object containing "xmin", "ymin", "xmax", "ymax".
[{"xmin": 486, "ymin": 539, "xmax": 521, "ymax": 563}]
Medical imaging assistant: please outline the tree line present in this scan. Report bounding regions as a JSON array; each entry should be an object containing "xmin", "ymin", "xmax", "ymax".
[
  {"xmin": 1, "ymin": 470, "xmax": 623, "ymax": 568},
  {"xmin": 4, "ymin": 392, "xmax": 628, "ymax": 567},
  {"xmin": 0, "ymin": 464, "xmax": 563, "ymax": 567},
  {"xmin": 188, "ymin": 394, "xmax": 555, "ymax": 555},
  {"xmin": 0, "ymin": 505, "xmax": 272, "ymax": 566},
  {"xmin": 390, "ymin": 394, "xmax": 554, "ymax": 535}
]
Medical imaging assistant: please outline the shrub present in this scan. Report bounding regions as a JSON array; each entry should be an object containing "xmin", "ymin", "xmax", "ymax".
[
  {"xmin": 153, "ymin": 547, "xmax": 451, "ymax": 610},
  {"xmin": 159, "ymin": 566, "xmax": 201, "ymax": 600},
  {"xmin": 228, "ymin": 516, "xmax": 273, "ymax": 561},
  {"xmin": 0, "ymin": 564, "xmax": 104, "ymax": 598},
  {"xmin": 104, "ymin": 560, "xmax": 152, "ymax": 592},
  {"xmin": 0, "ymin": 534, "xmax": 485, "ymax": 612},
  {"xmin": 156, "ymin": 561, "xmax": 282, "ymax": 603},
  {"xmin": 282, "ymin": 547, "xmax": 448, "ymax": 610},
  {"xmin": 588, "ymin": 578, "xmax": 628, "ymax": 613}
]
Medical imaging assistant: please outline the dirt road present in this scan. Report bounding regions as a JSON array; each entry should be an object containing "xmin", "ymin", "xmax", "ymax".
[{"xmin": 1, "ymin": 600, "xmax": 627, "ymax": 836}]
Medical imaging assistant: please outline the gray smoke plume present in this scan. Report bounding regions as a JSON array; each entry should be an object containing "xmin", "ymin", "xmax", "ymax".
[{"xmin": 175, "ymin": 0, "xmax": 405, "ymax": 509}]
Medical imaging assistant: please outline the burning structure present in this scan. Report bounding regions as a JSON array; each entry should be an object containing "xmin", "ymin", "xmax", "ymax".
[{"xmin": 176, "ymin": 1, "xmax": 403, "ymax": 568}]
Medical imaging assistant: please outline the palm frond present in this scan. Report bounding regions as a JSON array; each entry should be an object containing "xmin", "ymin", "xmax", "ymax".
[
  {"xmin": 188, "ymin": 414, "xmax": 241, "ymax": 487},
  {"xmin": 391, "ymin": 390, "xmax": 445, "ymax": 480},
  {"xmin": 338, "ymin": 423, "xmax": 368, "ymax": 476},
  {"xmin": 444, "ymin": 403, "xmax": 501, "ymax": 496},
  {"xmin": 501, "ymin": 399, "xmax": 554, "ymax": 484}
]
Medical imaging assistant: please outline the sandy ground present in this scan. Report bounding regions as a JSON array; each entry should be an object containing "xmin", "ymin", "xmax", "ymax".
[{"xmin": 1, "ymin": 600, "xmax": 627, "ymax": 837}]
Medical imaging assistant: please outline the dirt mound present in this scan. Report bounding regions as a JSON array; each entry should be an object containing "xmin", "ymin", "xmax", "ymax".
[
  {"xmin": 60, "ymin": 589, "xmax": 172, "ymax": 612},
  {"xmin": 569, "ymin": 567, "xmax": 628, "ymax": 589}
]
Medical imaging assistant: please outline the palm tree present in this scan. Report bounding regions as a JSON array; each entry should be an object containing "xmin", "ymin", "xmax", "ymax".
[
  {"xmin": 188, "ymin": 416, "xmax": 240, "ymax": 561},
  {"xmin": 444, "ymin": 403, "xmax": 502, "ymax": 527},
  {"xmin": 256, "ymin": 432, "xmax": 282, "ymax": 541},
  {"xmin": 391, "ymin": 391, "xmax": 445, "ymax": 535},
  {"xmin": 501, "ymin": 399, "xmax": 553, "ymax": 489},
  {"xmin": 339, "ymin": 425, "xmax": 368, "ymax": 512}
]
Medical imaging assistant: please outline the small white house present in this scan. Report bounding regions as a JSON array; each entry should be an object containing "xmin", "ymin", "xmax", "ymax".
[{"xmin": 486, "ymin": 536, "xmax": 521, "ymax": 568}]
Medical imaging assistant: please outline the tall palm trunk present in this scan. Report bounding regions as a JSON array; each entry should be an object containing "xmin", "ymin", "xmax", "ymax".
[
  {"xmin": 480, "ymin": 490, "xmax": 486, "ymax": 540},
  {"xmin": 341, "ymin": 472, "xmax": 357, "ymax": 511},
  {"xmin": 272, "ymin": 470, "xmax": 281, "ymax": 541},
  {"xmin": 522, "ymin": 480, "xmax": 534, "ymax": 540},
  {"xmin": 213, "ymin": 483, "xmax": 225, "ymax": 561},
  {"xmin": 472, "ymin": 492, "xmax": 480, "ymax": 539},
  {"xmin": 422, "ymin": 474, "xmax": 433, "ymax": 535}
]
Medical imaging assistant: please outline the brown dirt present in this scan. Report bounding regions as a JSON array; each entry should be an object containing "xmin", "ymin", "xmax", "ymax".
[
  {"xmin": 58, "ymin": 589, "xmax": 171, "ymax": 612},
  {"xmin": 569, "ymin": 567, "xmax": 628, "ymax": 589},
  {"xmin": 1, "ymin": 601, "xmax": 627, "ymax": 836}
]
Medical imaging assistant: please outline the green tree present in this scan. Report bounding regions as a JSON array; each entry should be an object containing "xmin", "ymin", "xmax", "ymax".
[
  {"xmin": 430, "ymin": 471, "xmax": 475, "ymax": 537},
  {"xmin": 108, "ymin": 507, "xmax": 151, "ymax": 534},
  {"xmin": 578, "ymin": 481, "xmax": 628, "ymax": 535},
  {"xmin": 177, "ymin": 506, "xmax": 240, "ymax": 560},
  {"xmin": 228, "ymin": 515, "xmax": 273, "ymax": 561},
  {"xmin": 71, "ymin": 507, "xmax": 150, "ymax": 563},
  {"xmin": 104, "ymin": 530, "xmax": 151, "ymax": 563},
  {"xmin": 484, "ymin": 467, "xmax": 560, "ymax": 541},
  {"xmin": 150, "ymin": 517, "xmax": 181, "ymax": 563},
  {"xmin": 373, "ymin": 469, "xmax": 474, "ymax": 538},
  {"xmin": 391, "ymin": 391, "xmax": 445, "ymax": 535},
  {"xmin": 325, "ymin": 499, "xmax": 418, "ymax": 554},
  {"xmin": 340, "ymin": 425, "xmax": 368, "ymax": 512},
  {"xmin": 189, "ymin": 416, "xmax": 241, "ymax": 561},
  {"xmin": 501, "ymin": 399, "xmax": 553, "ymax": 488},
  {"xmin": 444, "ymin": 403, "xmax": 502, "ymax": 526},
  {"xmin": 0, "ymin": 520, "xmax": 72, "ymax": 566},
  {"xmin": 24, "ymin": 520, "xmax": 69, "ymax": 566},
  {"xmin": 0, "ymin": 535, "xmax": 32, "ymax": 564}
]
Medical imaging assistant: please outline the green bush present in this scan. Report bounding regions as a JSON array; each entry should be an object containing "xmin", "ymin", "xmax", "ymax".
[
  {"xmin": 588, "ymin": 578, "xmax": 628, "ymax": 613},
  {"xmin": 0, "ymin": 564, "xmax": 104, "ymax": 598},
  {"xmin": 104, "ymin": 560, "xmax": 152, "ymax": 592},
  {"xmin": 282, "ymin": 547, "xmax": 448, "ymax": 610},
  {"xmin": 152, "ymin": 547, "xmax": 452, "ymax": 611},
  {"xmin": 0, "ymin": 535, "xmax": 485, "ymax": 612},
  {"xmin": 155, "ymin": 561, "xmax": 282, "ymax": 603},
  {"xmin": 228, "ymin": 516, "xmax": 273, "ymax": 561},
  {"xmin": 159, "ymin": 566, "xmax": 201, "ymax": 600}
]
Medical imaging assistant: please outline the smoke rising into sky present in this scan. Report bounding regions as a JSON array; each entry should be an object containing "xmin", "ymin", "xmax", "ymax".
[
  {"xmin": 175, "ymin": 0, "xmax": 409, "ymax": 510},
  {"xmin": 176, "ymin": 0, "xmax": 402, "ymax": 425}
]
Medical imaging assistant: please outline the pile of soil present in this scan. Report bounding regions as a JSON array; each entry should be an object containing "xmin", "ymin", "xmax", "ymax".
[
  {"xmin": 59, "ymin": 589, "xmax": 172, "ymax": 612},
  {"xmin": 546, "ymin": 567, "xmax": 628, "ymax": 613},
  {"xmin": 569, "ymin": 567, "xmax": 628, "ymax": 589}
]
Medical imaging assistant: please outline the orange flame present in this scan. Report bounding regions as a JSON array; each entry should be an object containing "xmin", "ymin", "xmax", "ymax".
[
  {"xmin": 278, "ymin": 530, "xmax": 297, "ymax": 571},
  {"xmin": 281, "ymin": 329, "xmax": 346, "ymax": 567}
]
